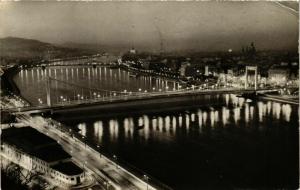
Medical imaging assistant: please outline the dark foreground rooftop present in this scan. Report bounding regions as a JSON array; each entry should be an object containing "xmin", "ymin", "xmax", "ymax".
[
  {"xmin": 2, "ymin": 126, "xmax": 71, "ymax": 163},
  {"xmin": 51, "ymin": 161, "xmax": 83, "ymax": 176},
  {"xmin": 32, "ymin": 144, "xmax": 71, "ymax": 163},
  {"xmin": 2, "ymin": 126, "xmax": 56, "ymax": 152}
]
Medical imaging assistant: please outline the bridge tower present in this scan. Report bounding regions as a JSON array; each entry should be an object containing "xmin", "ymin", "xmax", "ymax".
[
  {"xmin": 46, "ymin": 77, "xmax": 51, "ymax": 107},
  {"xmin": 204, "ymin": 66, "xmax": 209, "ymax": 76},
  {"xmin": 245, "ymin": 66, "xmax": 258, "ymax": 90}
]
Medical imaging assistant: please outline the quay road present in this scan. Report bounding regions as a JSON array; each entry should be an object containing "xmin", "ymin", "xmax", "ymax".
[
  {"xmin": 4, "ymin": 88, "xmax": 282, "ymax": 114},
  {"xmin": 17, "ymin": 113, "xmax": 161, "ymax": 190}
]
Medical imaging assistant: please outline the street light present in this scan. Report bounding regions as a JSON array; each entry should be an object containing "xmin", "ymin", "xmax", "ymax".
[
  {"xmin": 113, "ymin": 155, "xmax": 118, "ymax": 169},
  {"xmin": 83, "ymin": 160, "xmax": 87, "ymax": 175},
  {"xmin": 97, "ymin": 144, "xmax": 102, "ymax": 158},
  {"xmin": 103, "ymin": 181, "xmax": 111, "ymax": 190},
  {"xmin": 143, "ymin": 175, "xmax": 149, "ymax": 190},
  {"xmin": 82, "ymin": 136, "xmax": 86, "ymax": 148}
]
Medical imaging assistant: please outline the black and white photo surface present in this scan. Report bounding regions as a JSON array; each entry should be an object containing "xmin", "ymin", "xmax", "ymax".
[{"xmin": 0, "ymin": 1, "xmax": 299, "ymax": 190}]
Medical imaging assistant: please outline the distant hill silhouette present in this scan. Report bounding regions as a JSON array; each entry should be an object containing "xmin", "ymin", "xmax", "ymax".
[
  {"xmin": 0, "ymin": 37, "xmax": 97, "ymax": 60},
  {"xmin": 1, "ymin": 37, "xmax": 52, "ymax": 49}
]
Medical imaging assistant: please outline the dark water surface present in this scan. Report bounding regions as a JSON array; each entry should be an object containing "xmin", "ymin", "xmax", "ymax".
[{"xmin": 57, "ymin": 94, "xmax": 299, "ymax": 189}]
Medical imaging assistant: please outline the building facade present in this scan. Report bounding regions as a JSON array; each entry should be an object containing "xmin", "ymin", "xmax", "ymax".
[{"xmin": 1, "ymin": 127, "xmax": 85, "ymax": 187}]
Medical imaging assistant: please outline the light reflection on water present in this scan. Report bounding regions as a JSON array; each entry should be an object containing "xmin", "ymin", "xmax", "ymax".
[
  {"xmin": 282, "ymin": 104, "xmax": 292, "ymax": 122},
  {"xmin": 94, "ymin": 121, "xmax": 103, "ymax": 142},
  {"xmin": 172, "ymin": 116, "xmax": 177, "ymax": 134},
  {"xmin": 53, "ymin": 92, "xmax": 299, "ymax": 190},
  {"xmin": 272, "ymin": 102, "xmax": 281, "ymax": 119},
  {"xmin": 78, "ymin": 123, "xmax": 86, "ymax": 137},
  {"xmin": 14, "ymin": 66, "xmax": 179, "ymax": 105},
  {"xmin": 144, "ymin": 115, "xmax": 150, "ymax": 141},
  {"xmin": 234, "ymin": 107, "xmax": 241, "ymax": 124},
  {"xmin": 158, "ymin": 117, "xmax": 163, "ymax": 132},
  {"xmin": 210, "ymin": 111, "xmax": 215, "ymax": 127},
  {"xmin": 108, "ymin": 119, "xmax": 119, "ymax": 141},
  {"xmin": 245, "ymin": 103, "xmax": 250, "ymax": 123},
  {"xmin": 202, "ymin": 111, "xmax": 208, "ymax": 125},
  {"xmin": 222, "ymin": 107, "xmax": 230, "ymax": 125},
  {"xmin": 185, "ymin": 114, "xmax": 190, "ymax": 131},
  {"xmin": 178, "ymin": 115, "xmax": 183, "ymax": 127},
  {"xmin": 165, "ymin": 116, "xmax": 171, "ymax": 136},
  {"xmin": 71, "ymin": 94, "xmax": 297, "ymax": 144}
]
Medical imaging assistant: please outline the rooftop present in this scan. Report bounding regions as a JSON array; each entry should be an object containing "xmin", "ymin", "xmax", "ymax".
[
  {"xmin": 2, "ymin": 127, "xmax": 56, "ymax": 152},
  {"xmin": 2, "ymin": 127, "xmax": 71, "ymax": 163},
  {"xmin": 32, "ymin": 144, "xmax": 71, "ymax": 163},
  {"xmin": 51, "ymin": 161, "xmax": 83, "ymax": 176}
]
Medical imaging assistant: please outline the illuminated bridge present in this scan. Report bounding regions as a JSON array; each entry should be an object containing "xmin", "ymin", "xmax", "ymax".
[{"xmin": 3, "ymin": 76, "xmax": 283, "ymax": 114}]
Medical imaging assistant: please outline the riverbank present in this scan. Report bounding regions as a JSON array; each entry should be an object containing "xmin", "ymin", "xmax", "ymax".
[
  {"xmin": 259, "ymin": 94, "xmax": 299, "ymax": 105},
  {"xmin": 119, "ymin": 64, "xmax": 184, "ymax": 84},
  {"xmin": 1, "ymin": 66, "xmax": 21, "ymax": 95},
  {"xmin": 1, "ymin": 66, "xmax": 32, "ymax": 106}
]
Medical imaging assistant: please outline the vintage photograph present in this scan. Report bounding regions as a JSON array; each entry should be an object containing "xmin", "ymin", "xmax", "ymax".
[{"xmin": 0, "ymin": 1, "xmax": 299, "ymax": 190}]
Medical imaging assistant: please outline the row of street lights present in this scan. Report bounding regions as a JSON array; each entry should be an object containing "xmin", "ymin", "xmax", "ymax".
[
  {"xmin": 54, "ymin": 119, "xmax": 152, "ymax": 190},
  {"xmin": 77, "ymin": 131, "xmax": 151, "ymax": 190},
  {"xmin": 79, "ymin": 134, "xmax": 115, "ymax": 190},
  {"xmin": 37, "ymin": 85, "xmax": 194, "ymax": 105},
  {"xmin": 38, "ymin": 82, "xmax": 223, "ymax": 106},
  {"xmin": 45, "ymin": 118, "xmax": 128, "ymax": 190},
  {"xmin": 38, "ymin": 98, "xmax": 43, "ymax": 105}
]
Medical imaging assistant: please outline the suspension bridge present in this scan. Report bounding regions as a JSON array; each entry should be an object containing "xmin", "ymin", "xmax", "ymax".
[{"xmin": 3, "ymin": 75, "xmax": 282, "ymax": 114}]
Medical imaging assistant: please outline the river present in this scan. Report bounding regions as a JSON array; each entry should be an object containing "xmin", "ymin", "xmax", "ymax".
[{"xmin": 13, "ymin": 66, "xmax": 299, "ymax": 189}]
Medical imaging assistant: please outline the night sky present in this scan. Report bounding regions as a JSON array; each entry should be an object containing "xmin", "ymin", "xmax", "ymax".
[{"xmin": 0, "ymin": 1, "xmax": 298, "ymax": 52}]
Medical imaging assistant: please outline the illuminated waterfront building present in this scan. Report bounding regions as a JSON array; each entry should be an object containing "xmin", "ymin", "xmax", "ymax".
[
  {"xmin": 1, "ymin": 127, "xmax": 86, "ymax": 186},
  {"xmin": 268, "ymin": 67, "xmax": 289, "ymax": 85}
]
